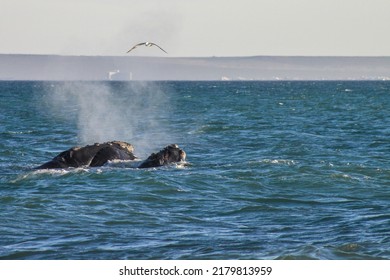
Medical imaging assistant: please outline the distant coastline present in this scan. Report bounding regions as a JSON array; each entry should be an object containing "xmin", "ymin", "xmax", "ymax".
[{"xmin": 1, "ymin": 54, "xmax": 390, "ymax": 81}]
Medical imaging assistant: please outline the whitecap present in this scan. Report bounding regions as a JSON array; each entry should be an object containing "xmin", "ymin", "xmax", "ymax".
[
  {"xmin": 174, "ymin": 161, "xmax": 190, "ymax": 169},
  {"xmin": 6, "ymin": 130, "xmax": 34, "ymax": 134},
  {"xmin": 9, "ymin": 168, "xmax": 76, "ymax": 183},
  {"xmin": 330, "ymin": 173, "xmax": 362, "ymax": 181},
  {"xmin": 260, "ymin": 159, "xmax": 297, "ymax": 166}
]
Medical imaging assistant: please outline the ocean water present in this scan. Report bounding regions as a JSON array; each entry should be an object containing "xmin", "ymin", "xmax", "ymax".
[{"xmin": 1, "ymin": 80, "xmax": 390, "ymax": 260}]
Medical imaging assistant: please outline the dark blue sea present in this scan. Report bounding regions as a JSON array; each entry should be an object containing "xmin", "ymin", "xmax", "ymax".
[{"xmin": 1, "ymin": 80, "xmax": 390, "ymax": 260}]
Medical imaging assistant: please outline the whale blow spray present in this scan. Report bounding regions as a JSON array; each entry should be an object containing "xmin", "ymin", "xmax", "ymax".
[{"xmin": 44, "ymin": 81, "xmax": 176, "ymax": 157}]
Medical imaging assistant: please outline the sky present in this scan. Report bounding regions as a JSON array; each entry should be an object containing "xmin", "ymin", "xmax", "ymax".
[{"xmin": 1, "ymin": 0, "xmax": 389, "ymax": 57}]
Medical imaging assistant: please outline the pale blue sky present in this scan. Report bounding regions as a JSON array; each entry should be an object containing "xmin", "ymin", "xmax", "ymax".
[{"xmin": 1, "ymin": 0, "xmax": 389, "ymax": 56}]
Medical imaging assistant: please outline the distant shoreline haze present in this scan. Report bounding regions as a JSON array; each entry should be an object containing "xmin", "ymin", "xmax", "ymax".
[{"xmin": 1, "ymin": 54, "xmax": 390, "ymax": 81}]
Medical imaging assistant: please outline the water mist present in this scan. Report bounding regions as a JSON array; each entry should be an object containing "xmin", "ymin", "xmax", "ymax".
[{"xmin": 43, "ymin": 81, "xmax": 177, "ymax": 157}]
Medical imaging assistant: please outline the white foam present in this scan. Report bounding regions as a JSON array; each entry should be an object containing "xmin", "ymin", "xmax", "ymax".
[{"xmin": 260, "ymin": 159, "xmax": 297, "ymax": 166}]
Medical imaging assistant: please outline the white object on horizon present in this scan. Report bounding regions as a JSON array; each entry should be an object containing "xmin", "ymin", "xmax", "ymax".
[
  {"xmin": 108, "ymin": 70, "xmax": 120, "ymax": 80},
  {"xmin": 126, "ymin": 42, "xmax": 168, "ymax": 54}
]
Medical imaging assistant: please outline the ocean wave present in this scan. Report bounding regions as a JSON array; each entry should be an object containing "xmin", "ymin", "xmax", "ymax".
[
  {"xmin": 2, "ymin": 81, "xmax": 390, "ymax": 260},
  {"xmin": 258, "ymin": 159, "xmax": 298, "ymax": 166}
]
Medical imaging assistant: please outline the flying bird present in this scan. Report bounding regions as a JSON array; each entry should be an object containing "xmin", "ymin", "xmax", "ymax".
[{"xmin": 126, "ymin": 42, "xmax": 168, "ymax": 54}]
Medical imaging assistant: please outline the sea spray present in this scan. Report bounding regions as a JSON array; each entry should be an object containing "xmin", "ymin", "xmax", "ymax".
[{"xmin": 42, "ymin": 81, "xmax": 177, "ymax": 157}]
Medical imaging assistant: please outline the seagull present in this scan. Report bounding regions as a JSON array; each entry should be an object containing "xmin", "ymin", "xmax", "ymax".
[{"xmin": 126, "ymin": 42, "xmax": 168, "ymax": 54}]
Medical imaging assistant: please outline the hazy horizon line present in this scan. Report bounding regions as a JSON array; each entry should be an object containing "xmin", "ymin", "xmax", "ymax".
[{"xmin": 2, "ymin": 53, "xmax": 390, "ymax": 59}]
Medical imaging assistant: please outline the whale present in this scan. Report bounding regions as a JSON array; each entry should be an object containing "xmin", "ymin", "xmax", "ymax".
[
  {"xmin": 138, "ymin": 144, "xmax": 186, "ymax": 168},
  {"xmin": 36, "ymin": 141, "xmax": 186, "ymax": 169},
  {"xmin": 36, "ymin": 141, "xmax": 136, "ymax": 169}
]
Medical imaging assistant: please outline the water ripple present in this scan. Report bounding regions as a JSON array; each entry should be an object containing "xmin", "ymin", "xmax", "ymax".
[{"xmin": 1, "ymin": 81, "xmax": 390, "ymax": 259}]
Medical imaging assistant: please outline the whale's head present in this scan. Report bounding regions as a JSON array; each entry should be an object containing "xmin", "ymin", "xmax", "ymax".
[
  {"xmin": 166, "ymin": 144, "xmax": 186, "ymax": 162},
  {"xmin": 138, "ymin": 144, "xmax": 187, "ymax": 168}
]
